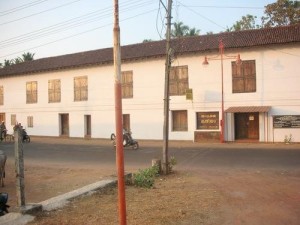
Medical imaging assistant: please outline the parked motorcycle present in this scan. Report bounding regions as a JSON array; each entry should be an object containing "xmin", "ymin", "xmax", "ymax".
[
  {"xmin": 110, "ymin": 129, "xmax": 139, "ymax": 150},
  {"xmin": 0, "ymin": 193, "xmax": 9, "ymax": 216}
]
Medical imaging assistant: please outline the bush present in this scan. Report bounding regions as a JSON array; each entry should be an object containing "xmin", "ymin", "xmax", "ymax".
[{"xmin": 132, "ymin": 165, "xmax": 160, "ymax": 188}]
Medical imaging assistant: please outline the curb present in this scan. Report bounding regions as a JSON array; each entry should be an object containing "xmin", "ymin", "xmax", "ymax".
[{"xmin": 0, "ymin": 178, "xmax": 117, "ymax": 225}]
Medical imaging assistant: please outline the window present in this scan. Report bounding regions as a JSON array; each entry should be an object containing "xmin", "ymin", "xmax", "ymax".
[
  {"xmin": 0, "ymin": 86, "xmax": 3, "ymax": 105},
  {"xmin": 232, "ymin": 60, "xmax": 256, "ymax": 93},
  {"xmin": 169, "ymin": 66, "xmax": 189, "ymax": 96},
  {"xmin": 74, "ymin": 76, "xmax": 88, "ymax": 101},
  {"xmin": 11, "ymin": 114, "xmax": 16, "ymax": 126},
  {"xmin": 48, "ymin": 79, "xmax": 61, "ymax": 103},
  {"xmin": 26, "ymin": 81, "xmax": 38, "ymax": 103},
  {"xmin": 172, "ymin": 110, "xmax": 188, "ymax": 131},
  {"xmin": 27, "ymin": 116, "xmax": 33, "ymax": 127},
  {"xmin": 122, "ymin": 71, "xmax": 133, "ymax": 98}
]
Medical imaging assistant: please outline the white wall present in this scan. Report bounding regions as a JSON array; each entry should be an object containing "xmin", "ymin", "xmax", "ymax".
[{"xmin": 1, "ymin": 43, "xmax": 299, "ymax": 142}]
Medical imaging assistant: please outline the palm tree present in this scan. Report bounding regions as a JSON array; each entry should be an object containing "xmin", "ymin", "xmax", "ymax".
[
  {"xmin": 3, "ymin": 59, "xmax": 13, "ymax": 67},
  {"xmin": 22, "ymin": 52, "xmax": 35, "ymax": 61},
  {"xmin": 14, "ymin": 57, "xmax": 23, "ymax": 64},
  {"xmin": 171, "ymin": 22, "xmax": 200, "ymax": 38},
  {"xmin": 186, "ymin": 28, "xmax": 200, "ymax": 36},
  {"xmin": 171, "ymin": 22, "xmax": 190, "ymax": 38}
]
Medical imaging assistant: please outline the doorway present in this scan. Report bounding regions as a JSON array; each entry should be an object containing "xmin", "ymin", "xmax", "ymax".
[
  {"xmin": 234, "ymin": 113, "xmax": 259, "ymax": 140},
  {"xmin": 84, "ymin": 115, "xmax": 91, "ymax": 138},
  {"xmin": 123, "ymin": 114, "xmax": 130, "ymax": 132},
  {"xmin": 59, "ymin": 113, "xmax": 69, "ymax": 136},
  {"xmin": 0, "ymin": 113, "xmax": 5, "ymax": 123}
]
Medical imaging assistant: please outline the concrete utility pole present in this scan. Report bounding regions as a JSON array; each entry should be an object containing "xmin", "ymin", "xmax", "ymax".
[
  {"xmin": 14, "ymin": 125, "xmax": 25, "ymax": 208},
  {"xmin": 113, "ymin": 0, "xmax": 127, "ymax": 224},
  {"xmin": 162, "ymin": 0, "xmax": 172, "ymax": 175}
]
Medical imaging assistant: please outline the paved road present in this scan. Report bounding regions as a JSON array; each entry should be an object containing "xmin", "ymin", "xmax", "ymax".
[{"xmin": 1, "ymin": 137, "xmax": 299, "ymax": 171}]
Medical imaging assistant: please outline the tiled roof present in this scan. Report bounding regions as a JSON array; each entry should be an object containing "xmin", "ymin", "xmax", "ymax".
[
  {"xmin": 225, "ymin": 106, "xmax": 271, "ymax": 113},
  {"xmin": 0, "ymin": 24, "xmax": 299, "ymax": 77}
]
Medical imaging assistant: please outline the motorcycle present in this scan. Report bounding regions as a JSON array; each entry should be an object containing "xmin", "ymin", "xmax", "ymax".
[
  {"xmin": 0, "ymin": 193, "xmax": 9, "ymax": 216},
  {"xmin": 22, "ymin": 128, "xmax": 30, "ymax": 143},
  {"xmin": 110, "ymin": 129, "xmax": 139, "ymax": 150}
]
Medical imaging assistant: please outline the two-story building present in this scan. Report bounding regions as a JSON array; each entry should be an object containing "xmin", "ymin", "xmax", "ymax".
[{"xmin": 0, "ymin": 24, "xmax": 300, "ymax": 142}]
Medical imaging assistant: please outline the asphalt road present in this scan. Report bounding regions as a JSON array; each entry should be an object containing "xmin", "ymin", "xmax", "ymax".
[{"xmin": 1, "ymin": 137, "xmax": 300, "ymax": 171}]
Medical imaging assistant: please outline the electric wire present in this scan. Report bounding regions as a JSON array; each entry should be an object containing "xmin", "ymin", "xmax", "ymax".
[
  {"xmin": 0, "ymin": 0, "xmax": 82, "ymax": 26},
  {"xmin": 0, "ymin": 0, "xmax": 155, "ymax": 49},
  {"xmin": 0, "ymin": 8, "xmax": 158, "ymax": 59},
  {"xmin": 0, "ymin": 0, "xmax": 49, "ymax": 16}
]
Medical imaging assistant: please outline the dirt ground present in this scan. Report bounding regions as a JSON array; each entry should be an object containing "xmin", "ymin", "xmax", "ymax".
[
  {"xmin": 1, "ymin": 140, "xmax": 300, "ymax": 225},
  {"xmin": 2, "ymin": 163, "xmax": 299, "ymax": 224}
]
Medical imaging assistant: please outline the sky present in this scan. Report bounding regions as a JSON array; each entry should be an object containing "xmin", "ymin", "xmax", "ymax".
[{"xmin": 0, "ymin": 0, "xmax": 276, "ymax": 62}]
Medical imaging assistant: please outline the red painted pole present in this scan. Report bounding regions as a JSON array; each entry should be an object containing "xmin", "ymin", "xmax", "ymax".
[
  {"xmin": 219, "ymin": 40, "xmax": 225, "ymax": 143},
  {"xmin": 113, "ymin": 1, "xmax": 127, "ymax": 224}
]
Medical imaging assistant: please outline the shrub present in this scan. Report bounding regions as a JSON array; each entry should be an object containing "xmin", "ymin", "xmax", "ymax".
[{"xmin": 132, "ymin": 165, "xmax": 160, "ymax": 188}]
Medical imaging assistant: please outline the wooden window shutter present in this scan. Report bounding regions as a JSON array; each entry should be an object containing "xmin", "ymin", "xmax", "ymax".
[
  {"xmin": 244, "ymin": 60, "xmax": 256, "ymax": 92},
  {"xmin": 74, "ymin": 76, "xmax": 88, "ymax": 101},
  {"xmin": 232, "ymin": 60, "xmax": 256, "ymax": 93},
  {"xmin": 172, "ymin": 110, "xmax": 188, "ymax": 131},
  {"xmin": 169, "ymin": 66, "xmax": 189, "ymax": 96},
  {"xmin": 122, "ymin": 71, "xmax": 133, "ymax": 98},
  {"xmin": 0, "ymin": 86, "xmax": 3, "ymax": 105},
  {"xmin": 26, "ymin": 81, "xmax": 37, "ymax": 103}
]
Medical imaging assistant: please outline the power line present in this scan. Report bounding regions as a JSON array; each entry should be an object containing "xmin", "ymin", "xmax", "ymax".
[
  {"xmin": 0, "ymin": 0, "xmax": 49, "ymax": 16},
  {"xmin": 0, "ymin": 8, "xmax": 158, "ymax": 59},
  {"xmin": 0, "ymin": 0, "xmax": 154, "ymax": 49},
  {"xmin": 181, "ymin": 5, "xmax": 264, "ymax": 9},
  {"xmin": 177, "ymin": 1, "xmax": 226, "ymax": 31},
  {"xmin": 0, "ymin": 0, "xmax": 82, "ymax": 26}
]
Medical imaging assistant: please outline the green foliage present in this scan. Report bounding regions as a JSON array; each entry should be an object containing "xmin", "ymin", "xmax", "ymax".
[
  {"xmin": 284, "ymin": 134, "xmax": 293, "ymax": 143},
  {"xmin": 227, "ymin": 14, "xmax": 261, "ymax": 32},
  {"xmin": 0, "ymin": 52, "xmax": 35, "ymax": 68},
  {"xmin": 262, "ymin": 0, "xmax": 300, "ymax": 27},
  {"xmin": 171, "ymin": 21, "xmax": 200, "ymax": 38},
  {"xmin": 227, "ymin": 0, "xmax": 299, "ymax": 32},
  {"xmin": 132, "ymin": 165, "xmax": 160, "ymax": 188},
  {"xmin": 168, "ymin": 156, "xmax": 177, "ymax": 172}
]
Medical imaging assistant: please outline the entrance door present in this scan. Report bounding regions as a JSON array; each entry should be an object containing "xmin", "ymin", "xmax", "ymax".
[
  {"xmin": 84, "ymin": 115, "xmax": 91, "ymax": 138},
  {"xmin": 234, "ymin": 113, "xmax": 259, "ymax": 140},
  {"xmin": 60, "ymin": 114, "xmax": 69, "ymax": 136},
  {"xmin": 0, "ymin": 113, "xmax": 5, "ymax": 123}
]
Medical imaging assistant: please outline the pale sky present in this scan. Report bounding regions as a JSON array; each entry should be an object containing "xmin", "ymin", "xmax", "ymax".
[{"xmin": 0, "ymin": 0, "xmax": 275, "ymax": 62}]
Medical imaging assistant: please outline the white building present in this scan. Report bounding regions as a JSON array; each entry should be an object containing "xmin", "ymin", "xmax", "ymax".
[{"xmin": 1, "ymin": 24, "xmax": 300, "ymax": 143}]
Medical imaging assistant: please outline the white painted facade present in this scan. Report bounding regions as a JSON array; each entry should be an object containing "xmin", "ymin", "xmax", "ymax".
[{"xmin": 1, "ymin": 43, "xmax": 300, "ymax": 143}]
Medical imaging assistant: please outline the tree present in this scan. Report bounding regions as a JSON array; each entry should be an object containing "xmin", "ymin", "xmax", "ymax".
[
  {"xmin": 14, "ymin": 57, "xmax": 23, "ymax": 64},
  {"xmin": 262, "ymin": 0, "xmax": 300, "ymax": 27},
  {"xmin": 171, "ymin": 22, "xmax": 200, "ymax": 38},
  {"xmin": 171, "ymin": 22, "xmax": 189, "ymax": 38},
  {"xmin": 227, "ymin": 14, "xmax": 261, "ymax": 32},
  {"xmin": 22, "ymin": 52, "xmax": 35, "ymax": 61},
  {"xmin": 0, "ymin": 52, "xmax": 35, "ymax": 68},
  {"xmin": 186, "ymin": 27, "xmax": 200, "ymax": 36},
  {"xmin": 3, "ymin": 59, "xmax": 13, "ymax": 67},
  {"xmin": 142, "ymin": 39, "xmax": 153, "ymax": 43}
]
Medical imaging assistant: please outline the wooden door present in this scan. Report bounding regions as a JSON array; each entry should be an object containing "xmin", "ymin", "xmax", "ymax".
[
  {"xmin": 0, "ymin": 113, "xmax": 5, "ymax": 123},
  {"xmin": 248, "ymin": 113, "xmax": 259, "ymax": 139},
  {"xmin": 60, "ymin": 114, "xmax": 69, "ymax": 136},
  {"xmin": 235, "ymin": 113, "xmax": 248, "ymax": 139},
  {"xmin": 85, "ymin": 115, "xmax": 91, "ymax": 137},
  {"xmin": 234, "ymin": 113, "xmax": 259, "ymax": 140}
]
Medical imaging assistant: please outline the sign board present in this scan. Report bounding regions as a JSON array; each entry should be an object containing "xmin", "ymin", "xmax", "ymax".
[
  {"xmin": 186, "ymin": 89, "xmax": 193, "ymax": 100},
  {"xmin": 273, "ymin": 115, "xmax": 300, "ymax": 128},
  {"xmin": 197, "ymin": 112, "xmax": 219, "ymax": 130}
]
